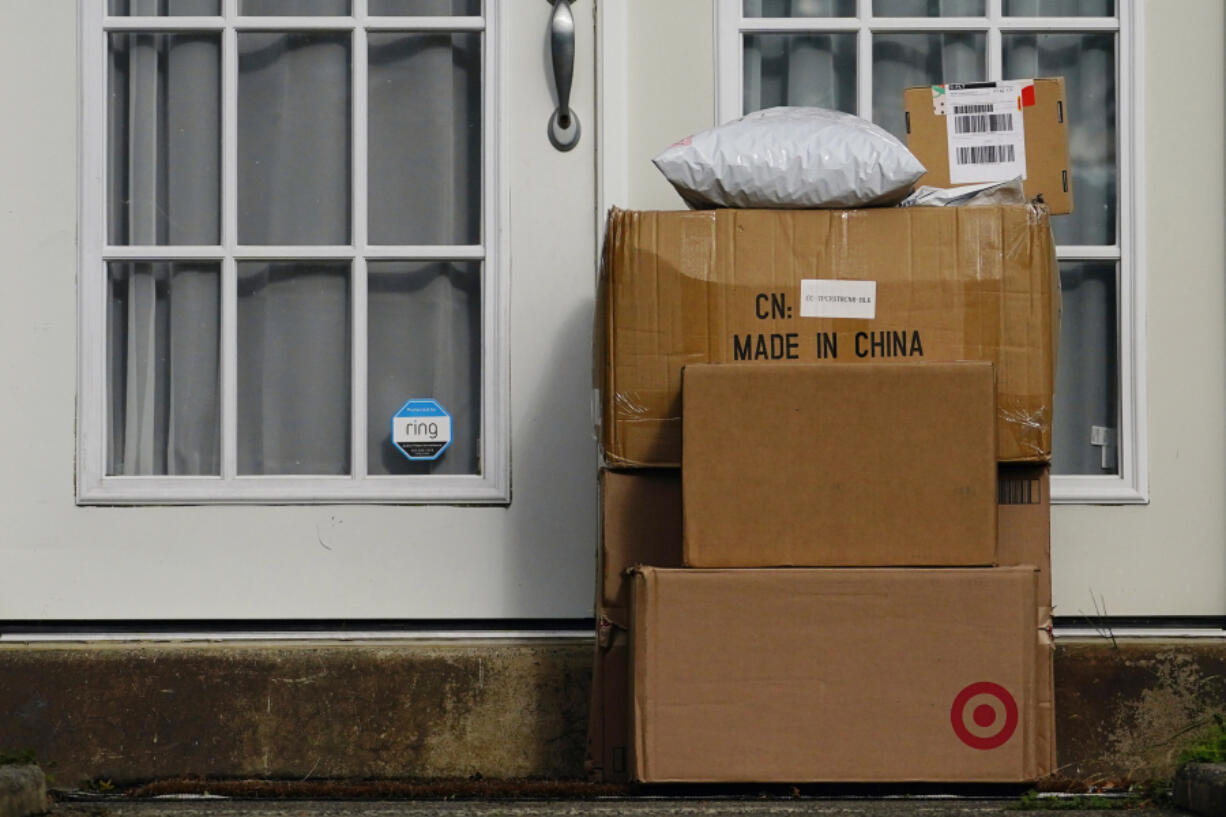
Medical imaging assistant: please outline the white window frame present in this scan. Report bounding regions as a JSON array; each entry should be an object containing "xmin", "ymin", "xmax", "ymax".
[
  {"xmin": 716, "ymin": 0, "xmax": 1147, "ymax": 505},
  {"xmin": 77, "ymin": 0, "xmax": 511, "ymax": 505}
]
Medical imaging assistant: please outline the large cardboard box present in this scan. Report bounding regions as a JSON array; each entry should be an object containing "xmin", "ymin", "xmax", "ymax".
[
  {"xmin": 586, "ymin": 469, "xmax": 683, "ymax": 782},
  {"xmin": 586, "ymin": 626, "xmax": 630, "ymax": 782},
  {"xmin": 599, "ymin": 205, "xmax": 1059, "ymax": 467},
  {"xmin": 683, "ymin": 362, "xmax": 997, "ymax": 568},
  {"xmin": 586, "ymin": 465, "xmax": 1054, "ymax": 783},
  {"xmin": 904, "ymin": 78, "xmax": 1072, "ymax": 215},
  {"xmin": 629, "ymin": 566, "xmax": 1054, "ymax": 783},
  {"xmin": 999, "ymin": 463, "xmax": 1052, "ymax": 611}
]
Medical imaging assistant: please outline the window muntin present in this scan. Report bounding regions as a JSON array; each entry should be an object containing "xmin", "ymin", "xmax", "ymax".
[
  {"xmin": 719, "ymin": 0, "xmax": 1144, "ymax": 502},
  {"xmin": 81, "ymin": 1, "xmax": 506, "ymax": 503}
]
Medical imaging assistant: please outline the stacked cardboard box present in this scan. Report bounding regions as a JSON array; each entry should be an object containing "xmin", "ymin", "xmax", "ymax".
[{"xmin": 589, "ymin": 202, "xmax": 1058, "ymax": 784}]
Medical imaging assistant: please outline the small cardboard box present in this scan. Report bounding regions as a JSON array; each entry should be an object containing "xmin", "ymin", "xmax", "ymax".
[
  {"xmin": 683, "ymin": 362, "xmax": 997, "ymax": 568},
  {"xmin": 598, "ymin": 205, "xmax": 1059, "ymax": 467},
  {"xmin": 629, "ymin": 566, "xmax": 1054, "ymax": 783},
  {"xmin": 904, "ymin": 78, "xmax": 1072, "ymax": 214},
  {"xmin": 585, "ymin": 465, "xmax": 1053, "ymax": 783}
]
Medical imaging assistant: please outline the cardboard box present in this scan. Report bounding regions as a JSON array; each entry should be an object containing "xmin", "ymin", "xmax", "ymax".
[
  {"xmin": 629, "ymin": 566, "xmax": 1053, "ymax": 783},
  {"xmin": 586, "ymin": 469, "xmax": 683, "ymax": 783},
  {"xmin": 599, "ymin": 205, "xmax": 1059, "ymax": 467},
  {"xmin": 904, "ymin": 78, "xmax": 1072, "ymax": 215},
  {"xmin": 598, "ymin": 469, "xmax": 683, "ymax": 630},
  {"xmin": 683, "ymin": 362, "xmax": 998, "ymax": 568},
  {"xmin": 586, "ymin": 627, "xmax": 630, "ymax": 782},
  {"xmin": 585, "ymin": 466, "xmax": 1053, "ymax": 782},
  {"xmin": 999, "ymin": 463, "xmax": 1052, "ymax": 611}
]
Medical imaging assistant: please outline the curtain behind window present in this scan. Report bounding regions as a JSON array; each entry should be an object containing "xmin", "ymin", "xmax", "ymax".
[
  {"xmin": 109, "ymin": 26, "xmax": 482, "ymax": 477},
  {"xmin": 108, "ymin": 32, "xmax": 221, "ymax": 476}
]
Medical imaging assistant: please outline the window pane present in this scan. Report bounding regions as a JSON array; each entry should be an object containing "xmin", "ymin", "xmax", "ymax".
[
  {"xmin": 1053, "ymin": 262, "xmax": 1119, "ymax": 476},
  {"xmin": 1004, "ymin": 33, "xmax": 1116, "ymax": 245},
  {"xmin": 872, "ymin": 32, "xmax": 985, "ymax": 140},
  {"xmin": 873, "ymin": 0, "xmax": 984, "ymax": 16},
  {"xmin": 107, "ymin": 262, "xmax": 220, "ymax": 476},
  {"xmin": 744, "ymin": 34, "xmax": 856, "ymax": 114},
  {"xmin": 109, "ymin": 0, "xmax": 220, "ymax": 14},
  {"xmin": 743, "ymin": 0, "xmax": 856, "ymax": 16},
  {"xmin": 241, "ymin": 0, "xmax": 350, "ymax": 14},
  {"xmin": 108, "ymin": 33, "xmax": 220, "ymax": 246},
  {"xmin": 368, "ymin": 262, "xmax": 481, "ymax": 475},
  {"xmin": 368, "ymin": 33, "xmax": 481, "ymax": 246},
  {"xmin": 238, "ymin": 33, "xmax": 351, "ymax": 245},
  {"xmin": 237, "ymin": 262, "xmax": 351, "ymax": 475},
  {"xmin": 1005, "ymin": 0, "xmax": 1113, "ymax": 16},
  {"xmin": 370, "ymin": 0, "xmax": 480, "ymax": 14}
]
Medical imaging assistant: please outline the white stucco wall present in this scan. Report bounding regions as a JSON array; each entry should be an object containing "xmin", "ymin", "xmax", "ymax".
[{"xmin": 1049, "ymin": 1, "xmax": 1226, "ymax": 617}]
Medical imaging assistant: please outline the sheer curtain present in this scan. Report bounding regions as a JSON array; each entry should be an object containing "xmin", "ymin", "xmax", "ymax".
[
  {"xmin": 107, "ymin": 31, "xmax": 221, "ymax": 476},
  {"xmin": 743, "ymin": 1, "xmax": 856, "ymax": 114},
  {"xmin": 109, "ymin": 12, "xmax": 483, "ymax": 478},
  {"xmin": 742, "ymin": 0, "xmax": 984, "ymax": 135},
  {"xmin": 366, "ymin": 30, "xmax": 482, "ymax": 476}
]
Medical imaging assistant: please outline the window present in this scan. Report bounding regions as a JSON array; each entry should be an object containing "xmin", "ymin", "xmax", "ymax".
[
  {"xmin": 717, "ymin": 0, "xmax": 1146, "ymax": 503},
  {"xmin": 79, "ymin": 0, "xmax": 508, "ymax": 503}
]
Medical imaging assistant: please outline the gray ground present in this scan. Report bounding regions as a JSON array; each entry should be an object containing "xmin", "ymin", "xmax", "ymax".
[{"xmin": 48, "ymin": 798, "xmax": 1184, "ymax": 817}]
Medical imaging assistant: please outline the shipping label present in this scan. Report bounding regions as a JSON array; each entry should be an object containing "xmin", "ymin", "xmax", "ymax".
[
  {"xmin": 799, "ymin": 279, "xmax": 877, "ymax": 319},
  {"xmin": 933, "ymin": 81, "xmax": 1032, "ymax": 184}
]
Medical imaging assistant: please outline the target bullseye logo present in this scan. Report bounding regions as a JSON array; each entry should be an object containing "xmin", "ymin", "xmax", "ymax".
[{"xmin": 951, "ymin": 681, "xmax": 1018, "ymax": 750}]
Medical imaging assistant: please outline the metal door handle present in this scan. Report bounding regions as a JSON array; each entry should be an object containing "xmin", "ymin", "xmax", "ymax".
[{"xmin": 548, "ymin": 0, "xmax": 580, "ymax": 151}]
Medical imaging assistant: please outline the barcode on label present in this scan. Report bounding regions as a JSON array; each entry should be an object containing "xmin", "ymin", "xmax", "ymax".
[
  {"xmin": 956, "ymin": 144, "xmax": 1016, "ymax": 165},
  {"xmin": 953, "ymin": 103, "xmax": 994, "ymax": 115},
  {"xmin": 954, "ymin": 113, "xmax": 1015, "ymax": 134}
]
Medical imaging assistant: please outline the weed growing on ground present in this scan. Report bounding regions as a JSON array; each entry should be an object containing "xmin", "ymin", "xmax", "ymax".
[
  {"xmin": 0, "ymin": 749, "xmax": 37, "ymax": 766},
  {"xmin": 1011, "ymin": 789, "xmax": 1144, "ymax": 810},
  {"xmin": 1177, "ymin": 712, "xmax": 1226, "ymax": 765}
]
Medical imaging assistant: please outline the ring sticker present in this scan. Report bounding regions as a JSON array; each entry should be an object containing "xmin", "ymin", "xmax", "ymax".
[
  {"xmin": 950, "ymin": 681, "xmax": 1019, "ymax": 750},
  {"xmin": 391, "ymin": 398, "xmax": 452, "ymax": 462}
]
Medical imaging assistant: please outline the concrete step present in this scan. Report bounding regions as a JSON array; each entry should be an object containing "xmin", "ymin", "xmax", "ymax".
[{"xmin": 1174, "ymin": 763, "xmax": 1226, "ymax": 817}]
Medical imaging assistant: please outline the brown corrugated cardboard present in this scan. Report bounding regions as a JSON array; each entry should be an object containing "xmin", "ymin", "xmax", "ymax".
[
  {"xmin": 585, "ymin": 466, "xmax": 1053, "ymax": 783},
  {"xmin": 586, "ymin": 628, "xmax": 630, "ymax": 782},
  {"xmin": 586, "ymin": 469, "xmax": 683, "ymax": 783},
  {"xmin": 629, "ymin": 566, "xmax": 1052, "ymax": 783},
  {"xmin": 598, "ymin": 470, "xmax": 683, "ymax": 630},
  {"xmin": 904, "ymin": 78, "xmax": 1072, "ymax": 215},
  {"xmin": 998, "ymin": 463, "xmax": 1055, "ymax": 774},
  {"xmin": 683, "ymin": 362, "xmax": 997, "ymax": 568},
  {"xmin": 599, "ymin": 205, "xmax": 1059, "ymax": 467},
  {"xmin": 999, "ymin": 464, "xmax": 1052, "ymax": 610}
]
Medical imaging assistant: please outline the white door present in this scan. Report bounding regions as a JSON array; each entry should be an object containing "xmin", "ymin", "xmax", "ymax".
[{"xmin": 0, "ymin": 1, "xmax": 597, "ymax": 621}]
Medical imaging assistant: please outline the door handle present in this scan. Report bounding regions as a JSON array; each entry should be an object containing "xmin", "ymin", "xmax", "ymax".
[{"xmin": 547, "ymin": 0, "xmax": 580, "ymax": 152}]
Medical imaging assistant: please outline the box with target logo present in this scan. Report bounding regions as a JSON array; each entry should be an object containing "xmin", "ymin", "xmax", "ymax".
[{"xmin": 628, "ymin": 566, "xmax": 1054, "ymax": 783}]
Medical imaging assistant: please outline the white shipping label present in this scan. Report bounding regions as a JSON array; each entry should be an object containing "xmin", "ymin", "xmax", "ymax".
[
  {"xmin": 800, "ymin": 280, "xmax": 877, "ymax": 319},
  {"xmin": 934, "ymin": 81, "xmax": 1031, "ymax": 184}
]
